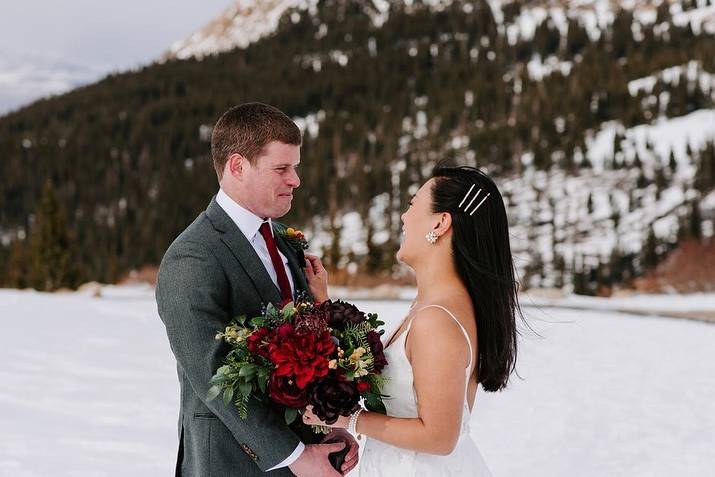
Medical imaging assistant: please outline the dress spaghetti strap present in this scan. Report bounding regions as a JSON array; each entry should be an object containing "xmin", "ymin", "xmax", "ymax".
[{"xmin": 414, "ymin": 304, "xmax": 474, "ymax": 375}]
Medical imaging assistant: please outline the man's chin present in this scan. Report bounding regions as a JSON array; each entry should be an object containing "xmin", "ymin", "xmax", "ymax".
[{"xmin": 271, "ymin": 205, "xmax": 292, "ymax": 219}]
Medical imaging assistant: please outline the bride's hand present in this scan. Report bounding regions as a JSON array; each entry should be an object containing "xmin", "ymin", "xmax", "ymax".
[
  {"xmin": 302, "ymin": 405, "xmax": 349, "ymax": 429},
  {"xmin": 303, "ymin": 253, "xmax": 329, "ymax": 303}
]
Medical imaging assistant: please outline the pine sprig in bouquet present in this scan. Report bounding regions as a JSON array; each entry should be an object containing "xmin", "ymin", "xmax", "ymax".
[{"xmin": 208, "ymin": 300, "xmax": 388, "ymax": 428}]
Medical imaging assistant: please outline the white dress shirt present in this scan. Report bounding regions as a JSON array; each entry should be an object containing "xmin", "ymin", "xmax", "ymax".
[
  {"xmin": 215, "ymin": 188, "xmax": 304, "ymax": 471},
  {"xmin": 215, "ymin": 189, "xmax": 296, "ymax": 296}
]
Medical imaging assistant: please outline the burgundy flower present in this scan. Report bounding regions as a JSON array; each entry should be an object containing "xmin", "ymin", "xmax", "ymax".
[
  {"xmin": 316, "ymin": 300, "xmax": 367, "ymax": 330},
  {"xmin": 308, "ymin": 375, "xmax": 361, "ymax": 425},
  {"xmin": 356, "ymin": 380, "xmax": 371, "ymax": 393},
  {"xmin": 275, "ymin": 323, "xmax": 294, "ymax": 339},
  {"xmin": 268, "ymin": 328, "xmax": 335, "ymax": 389},
  {"xmin": 268, "ymin": 373, "xmax": 308, "ymax": 408},
  {"xmin": 246, "ymin": 327, "xmax": 271, "ymax": 359},
  {"xmin": 366, "ymin": 330, "xmax": 387, "ymax": 373}
]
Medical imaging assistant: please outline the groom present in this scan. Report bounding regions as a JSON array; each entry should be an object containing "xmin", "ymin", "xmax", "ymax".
[{"xmin": 156, "ymin": 103, "xmax": 358, "ymax": 476}]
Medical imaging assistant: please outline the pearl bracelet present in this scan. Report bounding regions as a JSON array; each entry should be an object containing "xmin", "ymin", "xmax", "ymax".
[{"xmin": 348, "ymin": 408, "xmax": 363, "ymax": 435}]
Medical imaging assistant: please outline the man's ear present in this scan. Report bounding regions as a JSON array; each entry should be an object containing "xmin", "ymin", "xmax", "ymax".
[{"xmin": 226, "ymin": 153, "xmax": 247, "ymax": 179}]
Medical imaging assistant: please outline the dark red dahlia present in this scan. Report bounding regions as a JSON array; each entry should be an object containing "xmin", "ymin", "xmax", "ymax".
[
  {"xmin": 317, "ymin": 300, "xmax": 367, "ymax": 330},
  {"xmin": 308, "ymin": 375, "xmax": 361, "ymax": 425},
  {"xmin": 268, "ymin": 328, "xmax": 335, "ymax": 389},
  {"xmin": 366, "ymin": 330, "xmax": 387, "ymax": 372}
]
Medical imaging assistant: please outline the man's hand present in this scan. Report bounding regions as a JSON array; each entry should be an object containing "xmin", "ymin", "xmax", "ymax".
[
  {"xmin": 304, "ymin": 253, "xmax": 329, "ymax": 303},
  {"xmin": 288, "ymin": 441, "xmax": 345, "ymax": 477},
  {"xmin": 323, "ymin": 428, "xmax": 360, "ymax": 475}
]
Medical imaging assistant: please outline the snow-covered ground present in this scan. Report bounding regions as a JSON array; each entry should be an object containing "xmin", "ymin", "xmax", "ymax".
[
  {"xmin": 522, "ymin": 290, "xmax": 715, "ymax": 317},
  {"xmin": 1, "ymin": 285, "xmax": 713, "ymax": 476}
]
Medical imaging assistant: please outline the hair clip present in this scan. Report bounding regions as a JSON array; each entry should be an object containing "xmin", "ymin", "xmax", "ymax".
[
  {"xmin": 458, "ymin": 184, "xmax": 476, "ymax": 208},
  {"xmin": 469, "ymin": 192, "xmax": 490, "ymax": 216},
  {"xmin": 459, "ymin": 184, "xmax": 490, "ymax": 215}
]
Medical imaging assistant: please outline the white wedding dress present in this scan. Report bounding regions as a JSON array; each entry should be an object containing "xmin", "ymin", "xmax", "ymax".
[{"xmin": 359, "ymin": 305, "xmax": 493, "ymax": 477}]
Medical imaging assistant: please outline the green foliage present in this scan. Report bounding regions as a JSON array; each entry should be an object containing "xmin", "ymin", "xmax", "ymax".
[
  {"xmin": 209, "ymin": 321, "xmax": 272, "ymax": 419},
  {"xmin": 364, "ymin": 391, "xmax": 387, "ymax": 414},
  {"xmin": 341, "ymin": 321, "xmax": 374, "ymax": 350},
  {"xmin": 284, "ymin": 407, "xmax": 298, "ymax": 425}
]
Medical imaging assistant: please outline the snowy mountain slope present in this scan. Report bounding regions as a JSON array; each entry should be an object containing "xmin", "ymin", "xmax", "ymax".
[
  {"xmin": 0, "ymin": 287, "xmax": 713, "ymax": 476},
  {"xmin": 163, "ymin": 0, "xmax": 715, "ymax": 60},
  {"xmin": 163, "ymin": 0, "xmax": 315, "ymax": 60},
  {"xmin": 301, "ymin": 108, "xmax": 715, "ymax": 289}
]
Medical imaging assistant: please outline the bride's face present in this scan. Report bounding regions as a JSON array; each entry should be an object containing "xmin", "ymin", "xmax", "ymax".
[{"xmin": 397, "ymin": 179, "xmax": 438, "ymax": 265}]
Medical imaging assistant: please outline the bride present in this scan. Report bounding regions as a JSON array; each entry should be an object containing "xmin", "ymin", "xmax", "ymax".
[{"xmin": 302, "ymin": 165, "xmax": 522, "ymax": 476}]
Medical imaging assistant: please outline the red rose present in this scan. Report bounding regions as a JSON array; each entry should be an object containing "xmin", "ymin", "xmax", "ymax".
[
  {"xmin": 268, "ymin": 373, "xmax": 308, "ymax": 408},
  {"xmin": 246, "ymin": 327, "xmax": 271, "ymax": 358},
  {"xmin": 356, "ymin": 380, "xmax": 371, "ymax": 393},
  {"xmin": 268, "ymin": 328, "xmax": 335, "ymax": 389}
]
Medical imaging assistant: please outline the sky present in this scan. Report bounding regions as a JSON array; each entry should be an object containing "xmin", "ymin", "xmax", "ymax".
[{"xmin": 0, "ymin": 0, "xmax": 230, "ymax": 115}]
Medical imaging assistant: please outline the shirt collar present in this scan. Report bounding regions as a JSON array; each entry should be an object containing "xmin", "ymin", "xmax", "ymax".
[{"xmin": 216, "ymin": 188, "xmax": 272, "ymax": 241}]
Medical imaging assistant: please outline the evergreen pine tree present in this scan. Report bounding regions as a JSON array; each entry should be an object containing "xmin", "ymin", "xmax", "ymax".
[
  {"xmin": 695, "ymin": 141, "xmax": 715, "ymax": 192},
  {"xmin": 572, "ymin": 256, "xmax": 589, "ymax": 295},
  {"xmin": 668, "ymin": 150, "xmax": 677, "ymax": 176},
  {"xmin": 566, "ymin": 21, "xmax": 589, "ymax": 56},
  {"xmin": 654, "ymin": 165, "xmax": 667, "ymax": 199},
  {"xmin": 642, "ymin": 225, "xmax": 659, "ymax": 271},
  {"xmin": 28, "ymin": 181, "xmax": 77, "ymax": 291},
  {"xmin": 637, "ymin": 169, "xmax": 649, "ymax": 188},
  {"xmin": 4, "ymin": 239, "xmax": 30, "ymax": 288},
  {"xmin": 608, "ymin": 248, "xmax": 624, "ymax": 285},
  {"xmin": 553, "ymin": 252, "xmax": 566, "ymax": 289},
  {"xmin": 688, "ymin": 199, "xmax": 703, "ymax": 240},
  {"xmin": 656, "ymin": 1, "xmax": 671, "ymax": 24},
  {"xmin": 524, "ymin": 251, "xmax": 544, "ymax": 289}
]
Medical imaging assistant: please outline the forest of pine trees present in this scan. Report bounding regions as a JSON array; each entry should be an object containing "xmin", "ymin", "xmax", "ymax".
[{"xmin": 1, "ymin": 0, "xmax": 714, "ymax": 291}]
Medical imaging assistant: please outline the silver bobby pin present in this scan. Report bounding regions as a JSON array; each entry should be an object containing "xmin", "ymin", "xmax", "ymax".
[
  {"xmin": 458, "ymin": 184, "xmax": 476, "ymax": 208},
  {"xmin": 469, "ymin": 193, "xmax": 491, "ymax": 216},
  {"xmin": 464, "ymin": 188, "xmax": 482, "ymax": 211}
]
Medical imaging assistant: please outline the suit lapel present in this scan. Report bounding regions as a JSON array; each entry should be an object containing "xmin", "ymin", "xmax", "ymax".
[{"xmin": 205, "ymin": 197, "xmax": 282, "ymax": 305}]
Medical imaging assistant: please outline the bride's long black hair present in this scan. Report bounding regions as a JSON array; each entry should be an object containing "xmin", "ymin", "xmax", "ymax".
[{"xmin": 430, "ymin": 165, "xmax": 522, "ymax": 392}]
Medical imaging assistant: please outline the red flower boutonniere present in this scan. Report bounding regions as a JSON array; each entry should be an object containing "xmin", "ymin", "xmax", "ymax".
[
  {"xmin": 280, "ymin": 227, "xmax": 309, "ymax": 252},
  {"xmin": 278, "ymin": 226, "xmax": 309, "ymax": 267}
]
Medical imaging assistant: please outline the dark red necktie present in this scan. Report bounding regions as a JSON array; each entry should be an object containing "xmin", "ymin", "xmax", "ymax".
[{"xmin": 258, "ymin": 222, "xmax": 293, "ymax": 304}]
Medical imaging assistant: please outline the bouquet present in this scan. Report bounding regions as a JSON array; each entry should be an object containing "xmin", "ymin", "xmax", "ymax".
[{"xmin": 208, "ymin": 299, "xmax": 388, "ymax": 428}]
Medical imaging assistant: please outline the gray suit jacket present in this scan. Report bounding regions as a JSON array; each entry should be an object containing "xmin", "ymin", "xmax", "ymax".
[{"xmin": 156, "ymin": 197, "xmax": 311, "ymax": 477}]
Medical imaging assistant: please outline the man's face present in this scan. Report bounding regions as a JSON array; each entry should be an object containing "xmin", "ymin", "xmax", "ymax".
[{"xmin": 238, "ymin": 141, "xmax": 301, "ymax": 219}]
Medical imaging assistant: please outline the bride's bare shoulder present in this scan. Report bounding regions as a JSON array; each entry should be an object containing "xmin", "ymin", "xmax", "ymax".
[{"xmin": 408, "ymin": 299, "xmax": 474, "ymax": 342}]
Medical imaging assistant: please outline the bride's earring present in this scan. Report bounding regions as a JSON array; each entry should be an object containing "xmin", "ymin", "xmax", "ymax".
[{"xmin": 425, "ymin": 231, "xmax": 438, "ymax": 244}]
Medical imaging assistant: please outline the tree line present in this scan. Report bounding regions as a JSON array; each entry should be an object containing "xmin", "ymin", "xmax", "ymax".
[{"xmin": 0, "ymin": 0, "xmax": 713, "ymax": 290}]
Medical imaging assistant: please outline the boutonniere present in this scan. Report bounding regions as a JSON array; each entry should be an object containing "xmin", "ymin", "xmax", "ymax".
[
  {"xmin": 279, "ymin": 227, "xmax": 309, "ymax": 252},
  {"xmin": 278, "ymin": 226, "xmax": 309, "ymax": 267}
]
